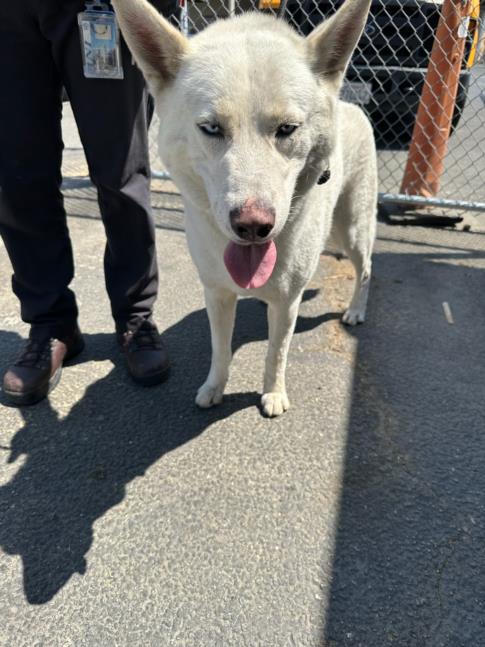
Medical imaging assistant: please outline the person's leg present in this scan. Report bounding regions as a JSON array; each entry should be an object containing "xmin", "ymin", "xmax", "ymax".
[
  {"xmin": 0, "ymin": 3, "xmax": 84, "ymax": 405},
  {"xmin": 46, "ymin": 8, "xmax": 157, "ymax": 334},
  {"xmin": 0, "ymin": 3, "xmax": 79, "ymax": 338},
  {"xmin": 41, "ymin": 4, "xmax": 169, "ymax": 384}
]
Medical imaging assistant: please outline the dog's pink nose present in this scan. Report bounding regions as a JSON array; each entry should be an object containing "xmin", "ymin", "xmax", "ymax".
[{"xmin": 230, "ymin": 199, "xmax": 275, "ymax": 243}]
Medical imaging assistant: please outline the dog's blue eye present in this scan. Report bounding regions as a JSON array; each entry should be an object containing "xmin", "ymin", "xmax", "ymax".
[
  {"xmin": 198, "ymin": 122, "xmax": 224, "ymax": 137},
  {"xmin": 276, "ymin": 124, "xmax": 298, "ymax": 138}
]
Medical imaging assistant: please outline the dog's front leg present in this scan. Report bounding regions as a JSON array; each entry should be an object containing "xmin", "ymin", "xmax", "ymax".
[
  {"xmin": 261, "ymin": 295, "xmax": 302, "ymax": 417},
  {"xmin": 196, "ymin": 287, "xmax": 237, "ymax": 408}
]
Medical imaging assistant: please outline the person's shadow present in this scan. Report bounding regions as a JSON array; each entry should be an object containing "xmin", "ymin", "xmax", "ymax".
[{"xmin": 0, "ymin": 294, "xmax": 337, "ymax": 604}]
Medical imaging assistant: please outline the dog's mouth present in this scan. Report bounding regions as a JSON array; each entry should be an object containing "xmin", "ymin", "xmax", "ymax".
[{"xmin": 223, "ymin": 240, "xmax": 277, "ymax": 289}]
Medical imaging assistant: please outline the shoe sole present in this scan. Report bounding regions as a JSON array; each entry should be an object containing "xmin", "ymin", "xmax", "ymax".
[{"xmin": 3, "ymin": 337, "xmax": 85, "ymax": 406}]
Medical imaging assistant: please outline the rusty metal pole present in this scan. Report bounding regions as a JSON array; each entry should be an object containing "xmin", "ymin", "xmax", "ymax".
[{"xmin": 400, "ymin": 0, "xmax": 471, "ymax": 198}]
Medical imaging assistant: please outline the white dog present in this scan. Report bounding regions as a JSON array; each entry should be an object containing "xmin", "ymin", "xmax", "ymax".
[{"xmin": 112, "ymin": 0, "xmax": 377, "ymax": 416}]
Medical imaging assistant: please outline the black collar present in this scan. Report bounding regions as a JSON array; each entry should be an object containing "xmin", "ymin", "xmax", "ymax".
[{"xmin": 317, "ymin": 169, "xmax": 331, "ymax": 185}]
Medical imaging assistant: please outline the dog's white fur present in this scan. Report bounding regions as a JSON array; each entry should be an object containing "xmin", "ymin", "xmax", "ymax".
[{"xmin": 112, "ymin": 0, "xmax": 377, "ymax": 416}]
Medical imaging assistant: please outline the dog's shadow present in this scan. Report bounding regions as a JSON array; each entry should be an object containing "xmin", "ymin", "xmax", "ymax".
[{"xmin": 0, "ymin": 294, "xmax": 337, "ymax": 604}]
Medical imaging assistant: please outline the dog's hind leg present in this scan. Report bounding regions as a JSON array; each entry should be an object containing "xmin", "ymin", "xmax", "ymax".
[
  {"xmin": 196, "ymin": 287, "xmax": 237, "ymax": 408},
  {"xmin": 261, "ymin": 294, "xmax": 302, "ymax": 417},
  {"xmin": 331, "ymin": 183, "xmax": 376, "ymax": 326},
  {"xmin": 341, "ymin": 244, "xmax": 372, "ymax": 326}
]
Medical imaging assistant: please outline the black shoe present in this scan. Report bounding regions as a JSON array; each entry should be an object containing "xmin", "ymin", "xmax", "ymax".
[
  {"xmin": 118, "ymin": 319, "xmax": 170, "ymax": 386},
  {"xmin": 2, "ymin": 327, "xmax": 85, "ymax": 406}
]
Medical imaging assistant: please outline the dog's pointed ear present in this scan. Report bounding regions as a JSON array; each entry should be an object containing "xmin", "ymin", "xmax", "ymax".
[
  {"xmin": 307, "ymin": 0, "xmax": 371, "ymax": 90},
  {"xmin": 111, "ymin": 0, "xmax": 188, "ymax": 93}
]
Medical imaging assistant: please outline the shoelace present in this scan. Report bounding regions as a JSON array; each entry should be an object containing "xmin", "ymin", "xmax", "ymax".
[
  {"xmin": 125, "ymin": 320, "xmax": 163, "ymax": 351},
  {"xmin": 15, "ymin": 338, "xmax": 53, "ymax": 370}
]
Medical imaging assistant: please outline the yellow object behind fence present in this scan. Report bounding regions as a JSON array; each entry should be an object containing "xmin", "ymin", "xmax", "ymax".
[
  {"xmin": 467, "ymin": 0, "xmax": 481, "ymax": 67},
  {"xmin": 258, "ymin": 0, "xmax": 281, "ymax": 8}
]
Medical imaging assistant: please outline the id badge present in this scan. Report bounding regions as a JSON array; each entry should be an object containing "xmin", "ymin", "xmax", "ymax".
[{"xmin": 78, "ymin": 6, "xmax": 124, "ymax": 79}]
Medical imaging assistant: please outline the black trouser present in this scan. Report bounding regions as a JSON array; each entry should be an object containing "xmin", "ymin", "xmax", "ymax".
[{"xmin": 0, "ymin": 0, "xmax": 166, "ymax": 338}]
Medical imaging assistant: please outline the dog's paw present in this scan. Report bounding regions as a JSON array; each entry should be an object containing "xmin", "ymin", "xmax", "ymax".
[
  {"xmin": 261, "ymin": 392, "xmax": 290, "ymax": 417},
  {"xmin": 196, "ymin": 382, "xmax": 224, "ymax": 408},
  {"xmin": 342, "ymin": 308, "xmax": 365, "ymax": 326}
]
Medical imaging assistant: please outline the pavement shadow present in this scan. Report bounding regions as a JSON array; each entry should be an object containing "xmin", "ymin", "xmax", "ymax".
[
  {"xmin": 0, "ymin": 294, "xmax": 331, "ymax": 605},
  {"xmin": 322, "ymin": 242, "xmax": 485, "ymax": 646}
]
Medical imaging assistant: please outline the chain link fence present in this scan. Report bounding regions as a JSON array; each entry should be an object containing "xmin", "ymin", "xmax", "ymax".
[{"xmin": 150, "ymin": 0, "xmax": 485, "ymax": 214}]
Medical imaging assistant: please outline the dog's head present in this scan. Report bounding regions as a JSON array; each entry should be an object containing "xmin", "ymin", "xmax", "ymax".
[{"xmin": 112, "ymin": 0, "xmax": 371, "ymax": 288}]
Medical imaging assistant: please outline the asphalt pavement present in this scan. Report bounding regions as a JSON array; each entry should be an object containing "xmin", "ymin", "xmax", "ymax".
[{"xmin": 0, "ymin": 105, "xmax": 485, "ymax": 647}]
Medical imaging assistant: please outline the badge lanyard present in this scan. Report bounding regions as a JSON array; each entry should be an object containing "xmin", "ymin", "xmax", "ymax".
[{"xmin": 78, "ymin": 1, "xmax": 124, "ymax": 79}]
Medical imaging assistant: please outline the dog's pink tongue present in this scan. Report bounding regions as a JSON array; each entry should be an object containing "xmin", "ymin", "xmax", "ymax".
[{"xmin": 224, "ymin": 241, "xmax": 277, "ymax": 289}]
